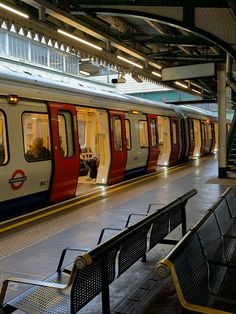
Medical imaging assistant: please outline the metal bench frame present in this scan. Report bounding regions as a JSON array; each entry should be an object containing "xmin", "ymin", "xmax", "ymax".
[
  {"xmin": 0, "ymin": 189, "xmax": 197, "ymax": 314},
  {"xmin": 157, "ymin": 187, "xmax": 236, "ymax": 314}
]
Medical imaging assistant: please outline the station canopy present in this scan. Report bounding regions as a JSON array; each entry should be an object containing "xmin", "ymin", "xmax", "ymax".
[{"xmin": 1, "ymin": 0, "xmax": 236, "ymax": 103}]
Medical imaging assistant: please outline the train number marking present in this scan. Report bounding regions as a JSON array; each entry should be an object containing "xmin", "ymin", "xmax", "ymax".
[{"xmin": 9, "ymin": 169, "xmax": 27, "ymax": 190}]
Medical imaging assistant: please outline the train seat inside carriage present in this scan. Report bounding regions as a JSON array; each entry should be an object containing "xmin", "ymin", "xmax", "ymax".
[
  {"xmin": 81, "ymin": 147, "xmax": 94, "ymax": 161},
  {"xmin": 26, "ymin": 138, "xmax": 51, "ymax": 161},
  {"xmin": 79, "ymin": 147, "xmax": 99, "ymax": 181}
]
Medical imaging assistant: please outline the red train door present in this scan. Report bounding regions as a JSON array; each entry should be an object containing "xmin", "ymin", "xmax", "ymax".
[
  {"xmin": 48, "ymin": 102, "xmax": 80, "ymax": 203},
  {"xmin": 146, "ymin": 114, "xmax": 159, "ymax": 173},
  {"xmin": 188, "ymin": 119, "xmax": 195, "ymax": 159},
  {"xmin": 169, "ymin": 117, "xmax": 180, "ymax": 166},
  {"xmin": 108, "ymin": 110, "xmax": 127, "ymax": 185}
]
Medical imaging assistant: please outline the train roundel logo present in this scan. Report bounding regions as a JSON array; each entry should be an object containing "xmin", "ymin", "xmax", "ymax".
[{"xmin": 9, "ymin": 169, "xmax": 27, "ymax": 190}]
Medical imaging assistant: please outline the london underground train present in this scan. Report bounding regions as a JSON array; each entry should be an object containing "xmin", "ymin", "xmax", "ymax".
[{"xmin": 0, "ymin": 70, "xmax": 219, "ymax": 220}]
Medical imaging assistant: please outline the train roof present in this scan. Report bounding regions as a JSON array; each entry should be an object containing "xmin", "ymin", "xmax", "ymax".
[
  {"xmin": 0, "ymin": 65, "xmax": 219, "ymax": 120},
  {"xmin": 178, "ymin": 104, "xmax": 218, "ymax": 120}
]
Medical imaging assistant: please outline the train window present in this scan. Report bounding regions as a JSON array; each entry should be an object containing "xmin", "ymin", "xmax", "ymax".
[
  {"xmin": 139, "ymin": 120, "xmax": 148, "ymax": 148},
  {"xmin": 23, "ymin": 112, "xmax": 51, "ymax": 162},
  {"xmin": 125, "ymin": 119, "xmax": 131, "ymax": 150},
  {"xmin": 58, "ymin": 111, "xmax": 75, "ymax": 158},
  {"xmin": 172, "ymin": 121, "xmax": 177, "ymax": 144},
  {"xmin": 150, "ymin": 119, "xmax": 157, "ymax": 147},
  {"xmin": 113, "ymin": 117, "xmax": 123, "ymax": 151},
  {"xmin": 0, "ymin": 111, "xmax": 8, "ymax": 165}
]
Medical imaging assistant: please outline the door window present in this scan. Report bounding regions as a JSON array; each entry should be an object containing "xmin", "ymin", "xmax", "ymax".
[
  {"xmin": 139, "ymin": 120, "xmax": 148, "ymax": 148},
  {"xmin": 58, "ymin": 111, "xmax": 75, "ymax": 158},
  {"xmin": 206, "ymin": 122, "xmax": 212, "ymax": 140},
  {"xmin": 0, "ymin": 111, "xmax": 8, "ymax": 165},
  {"xmin": 172, "ymin": 121, "xmax": 177, "ymax": 144},
  {"xmin": 150, "ymin": 119, "xmax": 157, "ymax": 147},
  {"xmin": 113, "ymin": 116, "xmax": 123, "ymax": 151},
  {"xmin": 125, "ymin": 119, "xmax": 131, "ymax": 150}
]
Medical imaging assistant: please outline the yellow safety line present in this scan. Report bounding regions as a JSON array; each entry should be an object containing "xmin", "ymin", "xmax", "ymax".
[{"xmin": 0, "ymin": 156, "xmax": 211, "ymax": 233}]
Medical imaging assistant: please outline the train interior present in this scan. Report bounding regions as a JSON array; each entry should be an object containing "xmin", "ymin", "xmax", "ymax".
[
  {"xmin": 193, "ymin": 120, "xmax": 201, "ymax": 157},
  {"xmin": 157, "ymin": 116, "xmax": 171, "ymax": 166},
  {"xmin": 76, "ymin": 107, "xmax": 111, "ymax": 191}
]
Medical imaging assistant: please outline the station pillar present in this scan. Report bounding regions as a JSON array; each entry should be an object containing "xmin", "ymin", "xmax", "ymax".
[{"xmin": 217, "ymin": 63, "xmax": 227, "ymax": 178}]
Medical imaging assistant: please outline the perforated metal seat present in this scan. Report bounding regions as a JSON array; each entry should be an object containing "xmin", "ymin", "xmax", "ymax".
[{"xmin": 8, "ymin": 272, "xmax": 71, "ymax": 314}]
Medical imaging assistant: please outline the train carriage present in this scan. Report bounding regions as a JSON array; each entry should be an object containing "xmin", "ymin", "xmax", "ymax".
[{"xmin": 0, "ymin": 69, "xmax": 219, "ymax": 220}]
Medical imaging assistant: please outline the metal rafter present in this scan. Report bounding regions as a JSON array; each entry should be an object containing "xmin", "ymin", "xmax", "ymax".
[{"xmin": 2, "ymin": 0, "xmax": 235, "ymax": 99}]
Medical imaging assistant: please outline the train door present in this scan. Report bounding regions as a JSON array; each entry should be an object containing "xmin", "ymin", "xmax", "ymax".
[
  {"xmin": 124, "ymin": 112, "xmax": 149, "ymax": 179},
  {"xmin": 157, "ymin": 116, "xmax": 171, "ymax": 166},
  {"xmin": 205, "ymin": 120, "xmax": 213, "ymax": 154},
  {"xmin": 210, "ymin": 123, "xmax": 216, "ymax": 153},
  {"xmin": 108, "ymin": 110, "xmax": 127, "ymax": 185},
  {"xmin": 77, "ymin": 108, "xmax": 110, "ymax": 185},
  {"xmin": 188, "ymin": 119, "xmax": 195, "ymax": 159},
  {"xmin": 48, "ymin": 102, "xmax": 80, "ymax": 204},
  {"xmin": 213, "ymin": 122, "xmax": 218, "ymax": 152},
  {"xmin": 169, "ymin": 117, "xmax": 180, "ymax": 166},
  {"xmin": 200, "ymin": 121, "xmax": 206, "ymax": 155},
  {"xmin": 177, "ymin": 116, "xmax": 186, "ymax": 163},
  {"xmin": 146, "ymin": 114, "xmax": 159, "ymax": 173},
  {"xmin": 193, "ymin": 119, "xmax": 201, "ymax": 157}
]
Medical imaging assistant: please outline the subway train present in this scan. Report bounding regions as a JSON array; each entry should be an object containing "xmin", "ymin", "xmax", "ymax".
[{"xmin": 0, "ymin": 69, "xmax": 222, "ymax": 220}]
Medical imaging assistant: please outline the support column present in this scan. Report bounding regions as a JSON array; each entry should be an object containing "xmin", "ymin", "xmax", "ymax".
[{"xmin": 217, "ymin": 63, "xmax": 227, "ymax": 178}]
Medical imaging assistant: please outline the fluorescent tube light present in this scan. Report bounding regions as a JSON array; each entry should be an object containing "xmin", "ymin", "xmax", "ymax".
[
  {"xmin": 175, "ymin": 81, "xmax": 188, "ymax": 89},
  {"xmin": 58, "ymin": 29, "xmax": 102, "ymax": 51},
  {"xmin": 0, "ymin": 3, "xmax": 29, "ymax": 18},
  {"xmin": 192, "ymin": 88, "xmax": 202, "ymax": 94},
  {"xmin": 149, "ymin": 61, "xmax": 162, "ymax": 70},
  {"xmin": 79, "ymin": 70, "xmax": 90, "ymax": 76},
  {"xmin": 117, "ymin": 56, "xmax": 143, "ymax": 69},
  {"xmin": 152, "ymin": 71, "xmax": 161, "ymax": 77}
]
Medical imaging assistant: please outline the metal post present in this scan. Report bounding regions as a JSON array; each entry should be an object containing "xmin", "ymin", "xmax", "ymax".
[{"xmin": 217, "ymin": 63, "xmax": 227, "ymax": 178}]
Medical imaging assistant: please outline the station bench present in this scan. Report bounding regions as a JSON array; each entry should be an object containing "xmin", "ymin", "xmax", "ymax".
[
  {"xmin": 0, "ymin": 189, "xmax": 197, "ymax": 314},
  {"xmin": 156, "ymin": 187, "xmax": 236, "ymax": 314}
]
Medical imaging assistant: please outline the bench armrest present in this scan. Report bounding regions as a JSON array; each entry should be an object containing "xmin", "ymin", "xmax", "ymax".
[
  {"xmin": 97, "ymin": 228, "xmax": 123, "ymax": 244},
  {"xmin": 146, "ymin": 203, "xmax": 166, "ymax": 214},
  {"xmin": 0, "ymin": 276, "xmax": 68, "ymax": 305},
  {"xmin": 125, "ymin": 214, "xmax": 147, "ymax": 227},
  {"xmin": 57, "ymin": 247, "xmax": 89, "ymax": 272}
]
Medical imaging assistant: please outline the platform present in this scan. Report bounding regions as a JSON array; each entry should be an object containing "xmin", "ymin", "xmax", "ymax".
[{"xmin": 0, "ymin": 155, "xmax": 235, "ymax": 314}]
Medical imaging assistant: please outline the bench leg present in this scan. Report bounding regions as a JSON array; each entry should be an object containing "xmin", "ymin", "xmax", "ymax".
[
  {"xmin": 141, "ymin": 254, "xmax": 147, "ymax": 262},
  {"xmin": 101, "ymin": 258, "xmax": 111, "ymax": 314}
]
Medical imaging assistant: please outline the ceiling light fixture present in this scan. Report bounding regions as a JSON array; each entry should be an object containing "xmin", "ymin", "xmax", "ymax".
[
  {"xmin": 79, "ymin": 70, "xmax": 90, "ymax": 76},
  {"xmin": 192, "ymin": 88, "xmax": 202, "ymax": 94},
  {"xmin": 117, "ymin": 56, "xmax": 143, "ymax": 69},
  {"xmin": 58, "ymin": 29, "xmax": 102, "ymax": 51},
  {"xmin": 0, "ymin": 3, "xmax": 29, "ymax": 19},
  {"xmin": 152, "ymin": 71, "xmax": 161, "ymax": 77},
  {"xmin": 149, "ymin": 61, "xmax": 162, "ymax": 70},
  {"xmin": 175, "ymin": 81, "xmax": 188, "ymax": 89}
]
